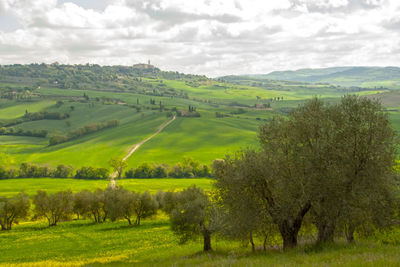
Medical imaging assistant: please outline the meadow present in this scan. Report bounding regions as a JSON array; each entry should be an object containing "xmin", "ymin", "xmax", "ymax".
[
  {"xmin": 0, "ymin": 178, "xmax": 399, "ymax": 267},
  {"xmin": 1, "ymin": 218, "xmax": 399, "ymax": 266},
  {"xmin": 0, "ymin": 178, "xmax": 213, "ymax": 197}
]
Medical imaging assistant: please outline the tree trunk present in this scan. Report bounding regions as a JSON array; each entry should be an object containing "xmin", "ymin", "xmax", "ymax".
[
  {"xmin": 127, "ymin": 218, "xmax": 132, "ymax": 226},
  {"xmin": 249, "ymin": 231, "xmax": 255, "ymax": 252},
  {"xmin": 203, "ymin": 229, "xmax": 212, "ymax": 251},
  {"xmin": 279, "ymin": 224, "xmax": 298, "ymax": 250},
  {"xmin": 263, "ymin": 233, "xmax": 268, "ymax": 251},
  {"xmin": 317, "ymin": 220, "xmax": 335, "ymax": 244},
  {"xmin": 278, "ymin": 202, "xmax": 311, "ymax": 250},
  {"xmin": 135, "ymin": 216, "xmax": 141, "ymax": 226},
  {"xmin": 345, "ymin": 224, "xmax": 355, "ymax": 243}
]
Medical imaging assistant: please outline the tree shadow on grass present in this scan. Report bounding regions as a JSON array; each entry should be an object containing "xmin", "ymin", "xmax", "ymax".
[{"xmin": 96, "ymin": 220, "xmax": 168, "ymax": 232}]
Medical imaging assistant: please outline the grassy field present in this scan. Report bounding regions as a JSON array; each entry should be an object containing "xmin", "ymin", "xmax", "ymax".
[
  {"xmin": 0, "ymin": 177, "xmax": 399, "ymax": 266},
  {"xmin": 0, "ymin": 178, "xmax": 213, "ymax": 197},
  {"xmin": 0, "ymin": 218, "xmax": 399, "ymax": 266},
  {"xmin": 1, "ymin": 75, "xmax": 399, "ymax": 170},
  {"xmin": 127, "ymin": 113, "xmax": 261, "ymax": 166}
]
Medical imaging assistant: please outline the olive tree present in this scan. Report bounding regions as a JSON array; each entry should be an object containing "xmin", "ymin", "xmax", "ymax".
[
  {"xmin": 73, "ymin": 190, "xmax": 92, "ymax": 220},
  {"xmin": 88, "ymin": 189, "xmax": 107, "ymax": 223},
  {"xmin": 103, "ymin": 187, "xmax": 158, "ymax": 225},
  {"xmin": 33, "ymin": 190, "xmax": 74, "ymax": 226},
  {"xmin": 327, "ymin": 96, "xmax": 397, "ymax": 242},
  {"xmin": 132, "ymin": 191, "xmax": 158, "ymax": 226},
  {"xmin": 214, "ymin": 96, "xmax": 398, "ymax": 249},
  {"xmin": 0, "ymin": 192, "xmax": 30, "ymax": 230},
  {"xmin": 165, "ymin": 186, "xmax": 216, "ymax": 251},
  {"xmin": 214, "ymin": 147, "xmax": 312, "ymax": 250}
]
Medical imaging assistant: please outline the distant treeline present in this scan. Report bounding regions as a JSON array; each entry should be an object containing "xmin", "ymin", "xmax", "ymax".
[
  {"xmin": 0, "ymin": 111, "xmax": 70, "ymax": 127},
  {"xmin": 0, "ymin": 127, "xmax": 48, "ymax": 138},
  {"xmin": 0, "ymin": 158, "xmax": 212, "ymax": 179},
  {"xmin": 49, "ymin": 119, "xmax": 119, "ymax": 146},
  {"xmin": 0, "ymin": 163, "xmax": 108, "ymax": 180},
  {"xmin": 125, "ymin": 159, "xmax": 212, "ymax": 178},
  {"xmin": 0, "ymin": 63, "xmax": 208, "ymax": 98}
]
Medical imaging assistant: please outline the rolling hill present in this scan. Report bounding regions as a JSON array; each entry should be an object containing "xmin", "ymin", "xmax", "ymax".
[
  {"xmin": 223, "ymin": 66, "xmax": 400, "ymax": 88},
  {"xmin": 0, "ymin": 64, "xmax": 398, "ymax": 172}
]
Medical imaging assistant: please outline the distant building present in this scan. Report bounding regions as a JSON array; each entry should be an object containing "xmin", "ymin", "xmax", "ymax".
[{"xmin": 133, "ymin": 60, "xmax": 155, "ymax": 69}]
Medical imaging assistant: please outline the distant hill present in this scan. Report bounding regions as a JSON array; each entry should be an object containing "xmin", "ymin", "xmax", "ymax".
[{"xmin": 224, "ymin": 67, "xmax": 400, "ymax": 89}]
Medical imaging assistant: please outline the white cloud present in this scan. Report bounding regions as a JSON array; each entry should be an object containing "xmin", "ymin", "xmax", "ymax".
[{"xmin": 0, "ymin": 0, "xmax": 399, "ymax": 76}]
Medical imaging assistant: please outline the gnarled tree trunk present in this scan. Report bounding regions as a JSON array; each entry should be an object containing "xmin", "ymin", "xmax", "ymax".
[{"xmin": 277, "ymin": 202, "xmax": 311, "ymax": 250}]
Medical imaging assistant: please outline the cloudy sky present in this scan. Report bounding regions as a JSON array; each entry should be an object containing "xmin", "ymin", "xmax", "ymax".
[{"xmin": 0, "ymin": 0, "xmax": 399, "ymax": 77}]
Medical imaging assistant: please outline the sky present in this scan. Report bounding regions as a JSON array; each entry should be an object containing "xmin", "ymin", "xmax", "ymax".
[{"xmin": 0, "ymin": 0, "xmax": 399, "ymax": 77}]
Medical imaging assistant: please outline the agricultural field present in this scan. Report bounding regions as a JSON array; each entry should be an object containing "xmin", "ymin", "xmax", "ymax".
[
  {"xmin": 1, "ymin": 64, "xmax": 397, "ymax": 171},
  {"xmin": 0, "ymin": 178, "xmax": 213, "ymax": 197}
]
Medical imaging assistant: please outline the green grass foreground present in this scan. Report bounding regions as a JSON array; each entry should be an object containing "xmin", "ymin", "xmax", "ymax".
[
  {"xmin": 0, "ymin": 218, "xmax": 399, "ymax": 266},
  {"xmin": 0, "ymin": 178, "xmax": 213, "ymax": 197},
  {"xmin": 0, "ymin": 178, "xmax": 399, "ymax": 266}
]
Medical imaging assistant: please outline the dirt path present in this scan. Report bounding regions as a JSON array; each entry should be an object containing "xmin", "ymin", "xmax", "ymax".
[{"xmin": 110, "ymin": 116, "xmax": 176, "ymax": 180}]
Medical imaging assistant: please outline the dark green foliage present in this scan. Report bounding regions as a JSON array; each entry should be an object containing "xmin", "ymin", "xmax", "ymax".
[
  {"xmin": 0, "ymin": 111, "xmax": 69, "ymax": 128},
  {"xmin": 53, "ymin": 164, "xmax": 74, "ymax": 178},
  {"xmin": 125, "ymin": 158, "xmax": 211, "ymax": 178},
  {"xmin": 231, "ymin": 108, "xmax": 246, "ymax": 115},
  {"xmin": 19, "ymin": 163, "xmax": 52, "ymax": 178},
  {"xmin": 0, "ymin": 167, "xmax": 18, "ymax": 179},
  {"xmin": 0, "ymin": 127, "xmax": 48, "ymax": 138},
  {"xmin": 127, "ymin": 163, "xmax": 155, "ymax": 178},
  {"xmin": 75, "ymin": 166, "xmax": 109, "ymax": 180},
  {"xmin": 153, "ymin": 165, "xmax": 168, "ymax": 178}
]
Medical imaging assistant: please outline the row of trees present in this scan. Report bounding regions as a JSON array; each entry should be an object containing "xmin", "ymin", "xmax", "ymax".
[
  {"xmin": 49, "ymin": 119, "xmax": 119, "ymax": 146},
  {"xmin": 0, "ymin": 186, "xmax": 212, "ymax": 253},
  {"xmin": 0, "ymin": 111, "xmax": 69, "ymax": 128},
  {"xmin": 0, "ymin": 185, "xmax": 214, "ymax": 251},
  {"xmin": 0, "ymin": 127, "xmax": 48, "ymax": 138},
  {"xmin": 0, "ymin": 163, "xmax": 106, "ymax": 179},
  {"xmin": 0, "ymin": 158, "xmax": 212, "ymax": 179},
  {"xmin": 125, "ymin": 158, "xmax": 212, "ymax": 178},
  {"xmin": 0, "ymin": 188, "xmax": 159, "ymax": 229}
]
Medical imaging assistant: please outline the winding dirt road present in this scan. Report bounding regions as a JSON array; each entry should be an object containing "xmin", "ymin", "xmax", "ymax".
[{"xmin": 110, "ymin": 115, "xmax": 176, "ymax": 179}]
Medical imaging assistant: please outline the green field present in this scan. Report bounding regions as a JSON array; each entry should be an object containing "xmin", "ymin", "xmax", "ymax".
[
  {"xmin": 0, "ymin": 177, "xmax": 399, "ymax": 266},
  {"xmin": 2, "ymin": 80, "xmax": 396, "ymax": 170},
  {"xmin": 0, "ymin": 178, "xmax": 213, "ymax": 197},
  {"xmin": 1, "ymin": 219, "xmax": 399, "ymax": 266}
]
